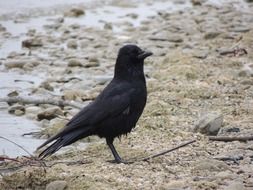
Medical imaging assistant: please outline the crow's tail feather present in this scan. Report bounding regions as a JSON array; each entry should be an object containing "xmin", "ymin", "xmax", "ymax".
[{"xmin": 38, "ymin": 128, "xmax": 90, "ymax": 159}]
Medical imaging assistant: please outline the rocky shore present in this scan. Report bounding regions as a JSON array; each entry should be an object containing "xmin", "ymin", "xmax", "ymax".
[{"xmin": 1, "ymin": 0, "xmax": 253, "ymax": 189}]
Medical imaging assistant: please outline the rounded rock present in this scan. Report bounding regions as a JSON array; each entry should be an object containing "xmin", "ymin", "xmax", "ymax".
[{"xmin": 46, "ymin": 180, "xmax": 67, "ymax": 190}]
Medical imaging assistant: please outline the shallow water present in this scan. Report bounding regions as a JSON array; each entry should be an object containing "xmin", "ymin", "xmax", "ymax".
[
  {"xmin": 0, "ymin": 66, "xmax": 44, "ymax": 97},
  {"xmin": 0, "ymin": 68, "xmax": 45, "ymax": 157},
  {"xmin": 0, "ymin": 1, "xmax": 191, "ymax": 58},
  {"xmin": 0, "ymin": 0, "xmax": 92, "ymax": 15},
  {"xmin": 0, "ymin": 103, "xmax": 44, "ymax": 157}
]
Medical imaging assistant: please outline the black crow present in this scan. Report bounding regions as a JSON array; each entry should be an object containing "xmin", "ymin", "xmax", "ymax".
[{"xmin": 37, "ymin": 44, "xmax": 152, "ymax": 163}]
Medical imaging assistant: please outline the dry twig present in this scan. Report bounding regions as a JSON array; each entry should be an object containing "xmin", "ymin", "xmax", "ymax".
[{"xmin": 140, "ymin": 139, "xmax": 196, "ymax": 162}]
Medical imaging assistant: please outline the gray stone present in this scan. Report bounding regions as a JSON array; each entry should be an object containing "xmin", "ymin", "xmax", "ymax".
[
  {"xmin": 104, "ymin": 23, "xmax": 113, "ymax": 30},
  {"xmin": 204, "ymin": 32, "xmax": 221, "ymax": 40},
  {"xmin": 62, "ymin": 89, "xmax": 86, "ymax": 101},
  {"xmin": 193, "ymin": 159, "xmax": 230, "ymax": 172},
  {"xmin": 67, "ymin": 40, "xmax": 78, "ymax": 49},
  {"xmin": 24, "ymin": 60, "xmax": 40, "ymax": 68},
  {"xmin": 126, "ymin": 13, "xmax": 138, "ymax": 19},
  {"xmin": 223, "ymin": 181, "xmax": 245, "ymax": 190},
  {"xmin": 238, "ymin": 64, "xmax": 253, "ymax": 77},
  {"xmin": 22, "ymin": 38, "xmax": 43, "ymax": 48},
  {"xmin": 68, "ymin": 59, "xmax": 83, "ymax": 67},
  {"xmin": 46, "ymin": 180, "xmax": 67, "ymax": 190},
  {"xmin": 84, "ymin": 61, "xmax": 99, "ymax": 68},
  {"xmin": 191, "ymin": 0, "xmax": 204, "ymax": 6},
  {"xmin": 8, "ymin": 104, "xmax": 25, "ymax": 116},
  {"xmin": 4, "ymin": 60, "xmax": 26, "ymax": 69},
  {"xmin": 7, "ymin": 91, "xmax": 19, "ymax": 97},
  {"xmin": 37, "ymin": 107, "xmax": 64, "ymax": 121},
  {"xmin": 39, "ymin": 81, "xmax": 54, "ymax": 91},
  {"xmin": 215, "ymin": 171, "xmax": 236, "ymax": 180},
  {"xmin": 43, "ymin": 118, "xmax": 68, "ymax": 137},
  {"xmin": 229, "ymin": 26, "xmax": 250, "ymax": 33},
  {"xmin": 0, "ymin": 24, "xmax": 6, "ymax": 31},
  {"xmin": 14, "ymin": 109, "xmax": 25, "ymax": 116},
  {"xmin": 64, "ymin": 8, "xmax": 85, "ymax": 17},
  {"xmin": 167, "ymin": 35, "xmax": 183, "ymax": 43},
  {"xmin": 164, "ymin": 179, "xmax": 188, "ymax": 189},
  {"xmin": 26, "ymin": 106, "xmax": 42, "ymax": 115},
  {"xmin": 194, "ymin": 112, "xmax": 223, "ymax": 135},
  {"xmin": 192, "ymin": 50, "xmax": 208, "ymax": 59},
  {"xmin": 240, "ymin": 79, "xmax": 253, "ymax": 85}
]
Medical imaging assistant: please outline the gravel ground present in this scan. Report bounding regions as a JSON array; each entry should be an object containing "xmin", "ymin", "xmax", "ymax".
[{"xmin": 0, "ymin": 0, "xmax": 253, "ymax": 189}]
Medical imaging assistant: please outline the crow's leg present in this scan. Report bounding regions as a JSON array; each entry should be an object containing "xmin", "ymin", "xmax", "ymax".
[{"xmin": 106, "ymin": 138, "xmax": 127, "ymax": 164}]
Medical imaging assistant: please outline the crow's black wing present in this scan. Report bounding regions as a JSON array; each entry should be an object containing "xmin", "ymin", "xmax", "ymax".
[
  {"xmin": 37, "ymin": 80, "xmax": 134, "ymax": 150},
  {"xmin": 66, "ymin": 81, "xmax": 134, "ymax": 128}
]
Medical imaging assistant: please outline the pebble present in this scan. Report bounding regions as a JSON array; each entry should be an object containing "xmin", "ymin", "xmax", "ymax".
[
  {"xmin": 229, "ymin": 26, "xmax": 250, "ymax": 33},
  {"xmin": 215, "ymin": 171, "xmax": 236, "ymax": 180},
  {"xmin": 46, "ymin": 180, "xmax": 67, "ymax": 190},
  {"xmin": 84, "ymin": 61, "xmax": 99, "ymax": 68},
  {"xmin": 204, "ymin": 32, "xmax": 221, "ymax": 39},
  {"xmin": 191, "ymin": 0, "xmax": 203, "ymax": 6},
  {"xmin": 24, "ymin": 60, "xmax": 40, "ymax": 69},
  {"xmin": 22, "ymin": 38, "xmax": 43, "ymax": 48},
  {"xmin": 8, "ymin": 104, "xmax": 25, "ymax": 116},
  {"xmin": 223, "ymin": 181, "xmax": 246, "ymax": 190},
  {"xmin": 167, "ymin": 35, "xmax": 184, "ymax": 43},
  {"xmin": 0, "ymin": 24, "xmax": 6, "ymax": 31},
  {"xmin": 62, "ymin": 89, "xmax": 85, "ymax": 101},
  {"xmin": 26, "ymin": 106, "xmax": 42, "ymax": 115},
  {"xmin": 104, "ymin": 23, "xmax": 113, "ymax": 30},
  {"xmin": 193, "ymin": 159, "xmax": 230, "ymax": 172},
  {"xmin": 4, "ymin": 60, "xmax": 26, "ymax": 69},
  {"xmin": 39, "ymin": 81, "xmax": 54, "ymax": 91},
  {"xmin": 44, "ymin": 118, "xmax": 68, "ymax": 136},
  {"xmin": 238, "ymin": 64, "xmax": 253, "ymax": 77},
  {"xmin": 126, "ymin": 13, "xmax": 138, "ymax": 19},
  {"xmin": 67, "ymin": 39, "xmax": 78, "ymax": 49},
  {"xmin": 7, "ymin": 51, "xmax": 26, "ymax": 58},
  {"xmin": 14, "ymin": 109, "xmax": 25, "ymax": 116},
  {"xmin": 192, "ymin": 50, "xmax": 208, "ymax": 59},
  {"xmin": 37, "ymin": 107, "xmax": 64, "ymax": 121},
  {"xmin": 68, "ymin": 59, "xmax": 83, "ymax": 67},
  {"xmin": 64, "ymin": 8, "xmax": 85, "ymax": 17},
  {"xmin": 164, "ymin": 180, "xmax": 188, "ymax": 189},
  {"xmin": 7, "ymin": 90, "xmax": 19, "ymax": 97},
  {"xmin": 194, "ymin": 112, "xmax": 223, "ymax": 135},
  {"xmin": 240, "ymin": 79, "xmax": 253, "ymax": 85}
]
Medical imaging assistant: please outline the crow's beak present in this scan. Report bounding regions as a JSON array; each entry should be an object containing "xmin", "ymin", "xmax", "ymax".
[{"xmin": 137, "ymin": 50, "xmax": 153, "ymax": 60}]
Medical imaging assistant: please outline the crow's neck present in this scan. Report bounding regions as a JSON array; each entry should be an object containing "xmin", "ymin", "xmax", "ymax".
[{"xmin": 114, "ymin": 61, "xmax": 145, "ymax": 82}]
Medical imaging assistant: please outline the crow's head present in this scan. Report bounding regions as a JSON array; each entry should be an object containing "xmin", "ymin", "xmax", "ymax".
[
  {"xmin": 118, "ymin": 44, "xmax": 152, "ymax": 63},
  {"xmin": 115, "ymin": 45, "xmax": 152, "ymax": 79}
]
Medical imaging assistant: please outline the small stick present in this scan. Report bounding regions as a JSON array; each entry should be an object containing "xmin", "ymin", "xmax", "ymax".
[
  {"xmin": 213, "ymin": 155, "xmax": 243, "ymax": 165},
  {"xmin": 141, "ymin": 139, "xmax": 196, "ymax": 161},
  {"xmin": 209, "ymin": 135, "xmax": 253, "ymax": 142},
  {"xmin": 22, "ymin": 132, "xmax": 41, "ymax": 137},
  {"xmin": 219, "ymin": 48, "xmax": 247, "ymax": 56},
  {"xmin": 0, "ymin": 96, "xmax": 83, "ymax": 109},
  {"xmin": 0, "ymin": 156, "xmax": 22, "ymax": 163}
]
